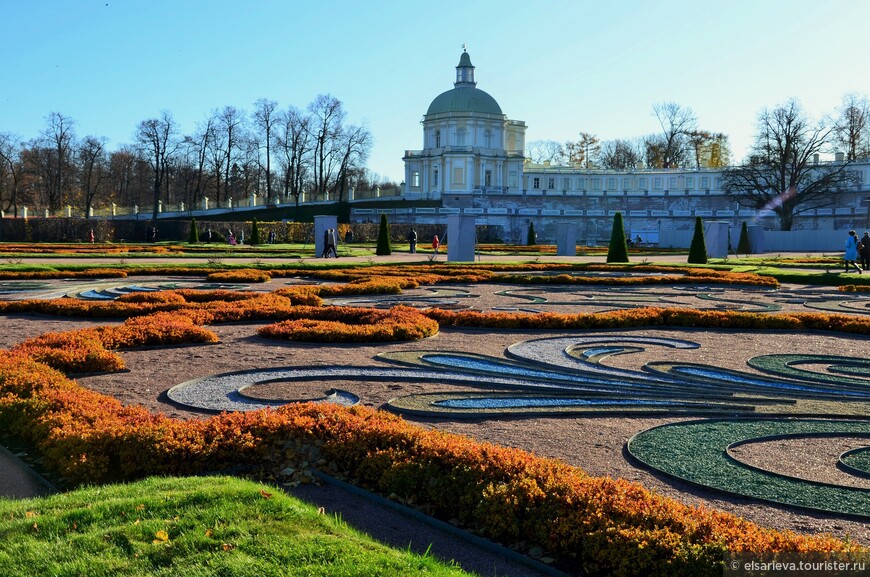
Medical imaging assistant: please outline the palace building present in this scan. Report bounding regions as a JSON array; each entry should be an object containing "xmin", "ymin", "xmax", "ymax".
[{"xmin": 389, "ymin": 50, "xmax": 870, "ymax": 249}]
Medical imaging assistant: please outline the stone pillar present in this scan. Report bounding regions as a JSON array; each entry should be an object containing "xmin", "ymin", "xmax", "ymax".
[
  {"xmin": 447, "ymin": 215, "xmax": 476, "ymax": 262},
  {"xmin": 747, "ymin": 225, "xmax": 766, "ymax": 253},
  {"xmin": 556, "ymin": 223, "xmax": 577, "ymax": 256},
  {"xmin": 703, "ymin": 221, "xmax": 730, "ymax": 258},
  {"xmin": 314, "ymin": 215, "xmax": 338, "ymax": 258}
]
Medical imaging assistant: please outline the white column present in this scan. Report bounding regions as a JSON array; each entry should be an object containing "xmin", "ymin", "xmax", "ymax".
[
  {"xmin": 66, "ymin": 205, "xmax": 72, "ymax": 217},
  {"xmin": 23, "ymin": 206, "xmax": 28, "ymax": 219},
  {"xmin": 111, "ymin": 203, "xmax": 116, "ymax": 216},
  {"xmin": 251, "ymin": 194, "xmax": 257, "ymax": 207}
]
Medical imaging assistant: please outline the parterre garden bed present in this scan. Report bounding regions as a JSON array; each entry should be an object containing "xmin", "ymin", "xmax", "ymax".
[{"xmin": 0, "ymin": 259, "xmax": 868, "ymax": 576}]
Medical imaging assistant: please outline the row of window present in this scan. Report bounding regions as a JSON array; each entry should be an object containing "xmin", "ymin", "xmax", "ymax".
[
  {"xmin": 529, "ymin": 175, "xmax": 722, "ymax": 191},
  {"xmin": 431, "ymin": 128, "xmax": 495, "ymax": 148}
]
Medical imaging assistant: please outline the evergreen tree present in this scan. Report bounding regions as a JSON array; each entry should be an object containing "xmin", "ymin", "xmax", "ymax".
[
  {"xmin": 526, "ymin": 222, "xmax": 537, "ymax": 245},
  {"xmin": 688, "ymin": 216, "xmax": 708, "ymax": 264},
  {"xmin": 188, "ymin": 218, "xmax": 199, "ymax": 244},
  {"xmin": 250, "ymin": 218, "xmax": 261, "ymax": 245},
  {"xmin": 736, "ymin": 221, "xmax": 751, "ymax": 255},
  {"xmin": 376, "ymin": 213, "xmax": 392, "ymax": 255},
  {"xmin": 606, "ymin": 212, "xmax": 630, "ymax": 263}
]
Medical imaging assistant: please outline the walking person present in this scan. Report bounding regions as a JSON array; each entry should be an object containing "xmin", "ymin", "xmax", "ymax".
[
  {"xmin": 328, "ymin": 228, "xmax": 338, "ymax": 258},
  {"xmin": 860, "ymin": 232, "xmax": 870, "ymax": 271},
  {"xmin": 844, "ymin": 230, "xmax": 862, "ymax": 274},
  {"xmin": 407, "ymin": 228, "xmax": 418, "ymax": 253},
  {"xmin": 321, "ymin": 228, "xmax": 331, "ymax": 258},
  {"xmin": 432, "ymin": 234, "xmax": 440, "ymax": 254}
]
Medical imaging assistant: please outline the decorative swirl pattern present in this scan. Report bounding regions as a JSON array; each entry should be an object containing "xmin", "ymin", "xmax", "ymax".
[{"xmin": 627, "ymin": 419, "xmax": 870, "ymax": 518}]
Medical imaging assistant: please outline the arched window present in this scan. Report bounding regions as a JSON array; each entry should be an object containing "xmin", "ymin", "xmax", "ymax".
[
  {"xmin": 435, "ymin": 130, "xmax": 441, "ymax": 148},
  {"xmin": 457, "ymin": 128, "xmax": 467, "ymax": 146},
  {"xmin": 484, "ymin": 129, "xmax": 492, "ymax": 148}
]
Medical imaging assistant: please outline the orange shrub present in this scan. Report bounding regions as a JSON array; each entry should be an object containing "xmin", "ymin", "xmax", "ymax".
[
  {"xmin": 11, "ymin": 330, "xmax": 125, "ymax": 373},
  {"xmin": 206, "ymin": 269, "xmax": 272, "ymax": 283},
  {"xmin": 0, "ymin": 314, "xmax": 863, "ymax": 575},
  {"xmin": 424, "ymin": 307, "xmax": 870, "ymax": 334},
  {"xmin": 258, "ymin": 306, "xmax": 438, "ymax": 342}
]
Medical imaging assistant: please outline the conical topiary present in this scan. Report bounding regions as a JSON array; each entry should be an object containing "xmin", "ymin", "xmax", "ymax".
[
  {"xmin": 688, "ymin": 216, "xmax": 708, "ymax": 264},
  {"xmin": 376, "ymin": 213, "xmax": 392, "ymax": 255},
  {"xmin": 526, "ymin": 222, "xmax": 537, "ymax": 245},
  {"xmin": 188, "ymin": 218, "xmax": 199, "ymax": 244},
  {"xmin": 736, "ymin": 221, "xmax": 751, "ymax": 255},
  {"xmin": 250, "ymin": 218, "xmax": 261, "ymax": 246},
  {"xmin": 606, "ymin": 212, "xmax": 629, "ymax": 263}
]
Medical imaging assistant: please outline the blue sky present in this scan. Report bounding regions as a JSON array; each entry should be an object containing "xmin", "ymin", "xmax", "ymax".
[{"xmin": 2, "ymin": 0, "xmax": 868, "ymax": 182}]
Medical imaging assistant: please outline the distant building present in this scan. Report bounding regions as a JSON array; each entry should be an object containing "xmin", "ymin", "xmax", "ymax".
[
  {"xmin": 403, "ymin": 49, "xmax": 526, "ymax": 200},
  {"xmin": 387, "ymin": 50, "xmax": 870, "ymax": 248}
]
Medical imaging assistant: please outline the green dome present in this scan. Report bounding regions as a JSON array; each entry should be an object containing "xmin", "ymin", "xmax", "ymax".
[{"xmin": 426, "ymin": 87, "xmax": 503, "ymax": 116}]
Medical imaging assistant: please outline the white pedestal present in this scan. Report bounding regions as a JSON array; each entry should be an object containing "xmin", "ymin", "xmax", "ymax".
[
  {"xmin": 556, "ymin": 223, "xmax": 577, "ymax": 256},
  {"xmin": 314, "ymin": 215, "xmax": 338, "ymax": 258},
  {"xmin": 447, "ymin": 215, "xmax": 476, "ymax": 262}
]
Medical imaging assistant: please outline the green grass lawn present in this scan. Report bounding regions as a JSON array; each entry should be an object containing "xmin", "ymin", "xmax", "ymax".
[{"xmin": 0, "ymin": 476, "xmax": 473, "ymax": 577}]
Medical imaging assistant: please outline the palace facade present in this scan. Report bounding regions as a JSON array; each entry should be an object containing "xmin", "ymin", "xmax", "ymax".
[{"xmin": 386, "ymin": 50, "xmax": 870, "ymax": 249}]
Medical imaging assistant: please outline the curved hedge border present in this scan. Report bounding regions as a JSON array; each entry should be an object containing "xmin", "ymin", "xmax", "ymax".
[
  {"xmin": 840, "ymin": 447, "xmax": 870, "ymax": 479},
  {"xmin": 0, "ymin": 353, "xmax": 861, "ymax": 576},
  {"xmin": 627, "ymin": 419, "xmax": 870, "ymax": 518},
  {"xmin": 425, "ymin": 306, "xmax": 870, "ymax": 335}
]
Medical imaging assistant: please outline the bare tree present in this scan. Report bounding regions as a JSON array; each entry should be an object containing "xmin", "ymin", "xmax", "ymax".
[
  {"xmin": 253, "ymin": 98, "xmax": 278, "ymax": 202},
  {"xmin": 835, "ymin": 93, "xmax": 870, "ymax": 161},
  {"xmin": 217, "ymin": 106, "xmax": 246, "ymax": 205},
  {"xmin": 723, "ymin": 99, "xmax": 857, "ymax": 230},
  {"xmin": 275, "ymin": 106, "xmax": 312, "ymax": 206},
  {"xmin": 77, "ymin": 136, "xmax": 108, "ymax": 219},
  {"xmin": 136, "ymin": 111, "xmax": 179, "ymax": 224},
  {"xmin": 333, "ymin": 123, "xmax": 372, "ymax": 202},
  {"xmin": 0, "ymin": 132, "xmax": 24, "ymax": 217},
  {"xmin": 308, "ymin": 94, "xmax": 344, "ymax": 200},
  {"xmin": 599, "ymin": 139, "xmax": 643, "ymax": 170},
  {"xmin": 42, "ymin": 112, "xmax": 77, "ymax": 211},
  {"xmin": 651, "ymin": 102, "xmax": 696, "ymax": 168},
  {"xmin": 525, "ymin": 140, "xmax": 565, "ymax": 164},
  {"xmin": 181, "ymin": 117, "xmax": 215, "ymax": 207},
  {"xmin": 108, "ymin": 146, "xmax": 141, "ymax": 208}
]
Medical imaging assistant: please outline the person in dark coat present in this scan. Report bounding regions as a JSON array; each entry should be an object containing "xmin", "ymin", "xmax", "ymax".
[{"xmin": 859, "ymin": 231, "xmax": 870, "ymax": 271}]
